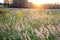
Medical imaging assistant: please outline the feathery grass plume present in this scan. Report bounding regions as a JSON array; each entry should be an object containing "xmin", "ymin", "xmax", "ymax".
[
  {"xmin": 34, "ymin": 29, "xmax": 45, "ymax": 40},
  {"xmin": 40, "ymin": 24, "xmax": 49, "ymax": 39},
  {"xmin": 0, "ymin": 9, "xmax": 60, "ymax": 40}
]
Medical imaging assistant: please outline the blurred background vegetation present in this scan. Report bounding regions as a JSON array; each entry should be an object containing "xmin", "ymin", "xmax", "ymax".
[{"xmin": 0, "ymin": 0, "xmax": 60, "ymax": 8}]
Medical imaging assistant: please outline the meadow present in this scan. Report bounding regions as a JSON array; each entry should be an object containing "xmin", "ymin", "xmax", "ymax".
[{"xmin": 0, "ymin": 9, "xmax": 60, "ymax": 40}]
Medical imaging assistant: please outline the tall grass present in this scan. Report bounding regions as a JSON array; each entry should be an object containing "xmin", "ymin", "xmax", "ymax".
[{"xmin": 0, "ymin": 9, "xmax": 60, "ymax": 40}]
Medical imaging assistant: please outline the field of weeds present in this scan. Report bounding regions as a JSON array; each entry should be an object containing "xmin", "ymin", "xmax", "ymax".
[{"xmin": 0, "ymin": 9, "xmax": 60, "ymax": 40}]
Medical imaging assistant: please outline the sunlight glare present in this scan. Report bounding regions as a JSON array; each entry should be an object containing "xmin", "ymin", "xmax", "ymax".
[
  {"xmin": 0, "ymin": 0, "xmax": 4, "ymax": 3},
  {"xmin": 28, "ymin": 0, "xmax": 60, "ymax": 5}
]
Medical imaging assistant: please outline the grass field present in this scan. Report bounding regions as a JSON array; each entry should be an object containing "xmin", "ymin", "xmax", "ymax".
[{"xmin": 0, "ymin": 9, "xmax": 60, "ymax": 40}]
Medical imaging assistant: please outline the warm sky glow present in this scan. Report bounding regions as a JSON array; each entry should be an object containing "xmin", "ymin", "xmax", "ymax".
[
  {"xmin": 28, "ymin": 0, "xmax": 60, "ymax": 5},
  {"xmin": 0, "ymin": 0, "xmax": 60, "ymax": 4},
  {"xmin": 0, "ymin": 0, "xmax": 4, "ymax": 3}
]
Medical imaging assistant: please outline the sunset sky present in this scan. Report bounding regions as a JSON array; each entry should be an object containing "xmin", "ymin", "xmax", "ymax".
[
  {"xmin": 28, "ymin": 0, "xmax": 60, "ymax": 5},
  {"xmin": 0, "ymin": 0, "xmax": 4, "ymax": 3},
  {"xmin": 0, "ymin": 0, "xmax": 60, "ymax": 4}
]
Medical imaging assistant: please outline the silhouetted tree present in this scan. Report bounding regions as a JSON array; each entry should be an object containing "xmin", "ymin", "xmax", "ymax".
[{"xmin": 13, "ymin": 0, "xmax": 28, "ymax": 8}]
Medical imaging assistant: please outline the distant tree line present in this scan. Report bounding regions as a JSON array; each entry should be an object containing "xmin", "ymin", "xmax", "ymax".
[
  {"xmin": 28, "ymin": 2, "xmax": 60, "ymax": 9},
  {"xmin": 39, "ymin": 4, "xmax": 60, "ymax": 9},
  {"xmin": 4, "ymin": 0, "xmax": 29, "ymax": 8}
]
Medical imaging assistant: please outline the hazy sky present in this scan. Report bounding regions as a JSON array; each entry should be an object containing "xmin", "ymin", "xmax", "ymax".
[
  {"xmin": 0, "ymin": 0, "xmax": 4, "ymax": 3},
  {"xmin": 28, "ymin": 0, "xmax": 60, "ymax": 4},
  {"xmin": 0, "ymin": 0, "xmax": 60, "ymax": 4}
]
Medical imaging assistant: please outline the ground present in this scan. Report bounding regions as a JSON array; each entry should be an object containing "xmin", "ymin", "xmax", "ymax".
[{"xmin": 0, "ymin": 8, "xmax": 60, "ymax": 40}]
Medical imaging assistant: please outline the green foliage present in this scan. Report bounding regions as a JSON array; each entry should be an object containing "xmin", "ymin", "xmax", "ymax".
[{"xmin": 48, "ymin": 33, "xmax": 55, "ymax": 40}]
